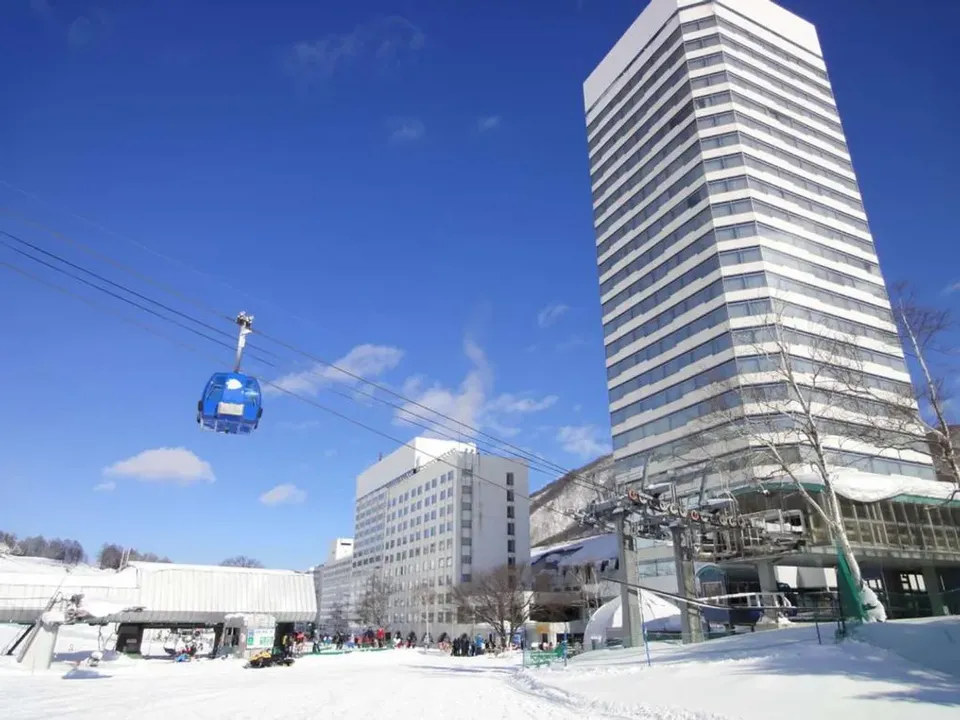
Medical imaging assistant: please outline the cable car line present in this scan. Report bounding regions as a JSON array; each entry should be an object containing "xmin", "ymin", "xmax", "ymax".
[
  {"xmin": 0, "ymin": 207, "xmax": 578, "ymax": 478},
  {"xmin": 0, "ymin": 238, "xmax": 594, "ymax": 480},
  {"xmin": 0, "ymin": 236, "xmax": 280, "ymax": 368},
  {"xmin": 1, "ymin": 222, "xmax": 613, "ymax": 496},
  {"xmin": 0, "ymin": 181, "xmax": 317, "ymax": 330},
  {"xmin": 0, "ymin": 215, "xmax": 604, "ymax": 491},
  {"xmin": 2, "ymin": 244, "xmax": 530, "ymax": 456},
  {"xmin": 0, "ymin": 223, "xmax": 283, "ymax": 362},
  {"xmin": 0, "ymin": 257, "xmax": 619, "ymax": 536}
]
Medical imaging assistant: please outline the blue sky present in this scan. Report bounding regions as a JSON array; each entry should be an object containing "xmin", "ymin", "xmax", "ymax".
[{"xmin": 0, "ymin": 0, "xmax": 957, "ymax": 569}]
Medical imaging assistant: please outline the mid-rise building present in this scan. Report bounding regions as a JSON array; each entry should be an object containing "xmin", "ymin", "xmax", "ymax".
[
  {"xmin": 351, "ymin": 437, "xmax": 530, "ymax": 636},
  {"xmin": 585, "ymin": 0, "xmax": 935, "ymax": 495},
  {"xmin": 317, "ymin": 537, "xmax": 354, "ymax": 631}
]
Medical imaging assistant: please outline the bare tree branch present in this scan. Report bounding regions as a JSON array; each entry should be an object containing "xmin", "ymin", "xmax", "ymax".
[
  {"xmin": 891, "ymin": 282, "xmax": 960, "ymax": 495},
  {"xmin": 356, "ymin": 574, "xmax": 393, "ymax": 628},
  {"xmin": 452, "ymin": 564, "xmax": 533, "ymax": 647}
]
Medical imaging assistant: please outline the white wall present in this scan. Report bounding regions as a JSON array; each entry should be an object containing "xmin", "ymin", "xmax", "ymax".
[
  {"xmin": 463, "ymin": 454, "xmax": 531, "ymax": 576},
  {"xmin": 355, "ymin": 437, "xmax": 476, "ymax": 499},
  {"xmin": 329, "ymin": 538, "xmax": 354, "ymax": 562},
  {"xmin": 318, "ymin": 555, "xmax": 354, "ymax": 627},
  {"xmin": 583, "ymin": 0, "xmax": 823, "ymax": 112}
]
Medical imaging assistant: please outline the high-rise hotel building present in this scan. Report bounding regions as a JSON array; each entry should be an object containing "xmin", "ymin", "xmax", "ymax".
[{"xmin": 585, "ymin": 0, "xmax": 935, "ymax": 495}]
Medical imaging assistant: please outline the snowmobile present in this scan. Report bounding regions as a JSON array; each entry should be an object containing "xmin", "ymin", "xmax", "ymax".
[{"xmin": 246, "ymin": 647, "xmax": 295, "ymax": 669}]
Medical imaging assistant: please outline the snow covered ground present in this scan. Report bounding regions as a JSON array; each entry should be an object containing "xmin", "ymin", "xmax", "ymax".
[{"xmin": 0, "ymin": 620, "xmax": 957, "ymax": 719}]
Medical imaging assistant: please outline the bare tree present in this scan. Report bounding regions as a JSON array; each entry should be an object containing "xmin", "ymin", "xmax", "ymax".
[
  {"xmin": 890, "ymin": 283, "xmax": 960, "ymax": 491},
  {"xmin": 356, "ymin": 574, "xmax": 393, "ymax": 628},
  {"xmin": 97, "ymin": 543, "xmax": 125, "ymax": 569},
  {"xmin": 566, "ymin": 564, "xmax": 604, "ymax": 622},
  {"xmin": 674, "ymin": 305, "xmax": 938, "ymax": 620},
  {"xmin": 220, "ymin": 555, "xmax": 264, "ymax": 568},
  {"xmin": 328, "ymin": 602, "xmax": 348, "ymax": 634},
  {"xmin": 452, "ymin": 564, "xmax": 534, "ymax": 648},
  {"xmin": 0, "ymin": 532, "xmax": 86, "ymax": 564},
  {"xmin": 97, "ymin": 544, "xmax": 172, "ymax": 569},
  {"xmin": 411, "ymin": 580, "xmax": 437, "ymax": 640}
]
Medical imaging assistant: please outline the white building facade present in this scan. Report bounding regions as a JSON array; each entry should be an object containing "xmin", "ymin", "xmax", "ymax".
[
  {"xmin": 317, "ymin": 538, "xmax": 354, "ymax": 630},
  {"xmin": 351, "ymin": 437, "xmax": 530, "ymax": 636},
  {"xmin": 586, "ymin": 0, "xmax": 935, "ymax": 496}
]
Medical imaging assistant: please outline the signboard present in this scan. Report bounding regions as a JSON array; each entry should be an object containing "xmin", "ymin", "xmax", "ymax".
[{"xmin": 245, "ymin": 628, "xmax": 274, "ymax": 649}]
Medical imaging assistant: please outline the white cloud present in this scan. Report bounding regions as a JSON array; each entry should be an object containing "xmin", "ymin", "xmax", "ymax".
[
  {"xmin": 93, "ymin": 480, "xmax": 116, "ymax": 492},
  {"xmin": 486, "ymin": 393, "xmax": 558, "ymax": 414},
  {"xmin": 267, "ymin": 343, "xmax": 404, "ymax": 396},
  {"xmin": 557, "ymin": 334, "xmax": 588, "ymax": 352},
  {"xmin": 388, "ymin": 117, "xmax": 425, "ymax": 143},
  {"xmin": 66, "ymin": 9, "xmax": 110, "ymax": 48},
  {"xmin": 393, "ymin": 338, "xmax": 556, "ymax": 439},
  {"xmin": 537, "ymin": 303, "xmax": 569, "ymax": 328},
  {"xmin": 29, "ymin": 0, "xmax": 52, "ymax": 15},
  {"xmin": 289, "ymin": 15, "xmax": 425, "ymax": 82},
  {"xmin": 477, "ymin": 115, "xmax": 501, "ymax": 132},
  {"xmin": 944, "ymin": 281, "xmax": 960, "ymax": 295},
  {"xmin": 556, "ymin": 425, "xmax": 611, "ymax": 460},
  {"xmin": 323, "ymin": 448, "xmax": 338, "ymax": 458},
  {"xmin": 259, "ymin": 483, "xmax": 307, "ymax": 506},
  {"xmin": 102, "ymin": 448, "xmax": 215, "ymax": 485}
]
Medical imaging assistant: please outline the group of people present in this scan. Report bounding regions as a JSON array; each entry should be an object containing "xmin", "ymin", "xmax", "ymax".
[{"xmin": 290, "ymin": 625, "xmax": 531, "ymax": 657}]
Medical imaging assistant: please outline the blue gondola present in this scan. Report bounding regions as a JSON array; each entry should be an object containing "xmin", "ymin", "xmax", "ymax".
[{"xmin": 196, "ymin": 312, "xmax": 263, "ymax": 435}]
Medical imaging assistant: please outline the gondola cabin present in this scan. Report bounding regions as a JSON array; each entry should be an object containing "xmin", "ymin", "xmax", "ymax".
[{"xmin": 197, "ymin": 372, "xmax": 262, "ymax": 435}]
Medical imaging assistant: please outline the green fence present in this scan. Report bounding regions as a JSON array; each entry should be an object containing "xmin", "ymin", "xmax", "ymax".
[{"xmin": 522, "ymin": 643, "xmax": 567, "ymax": 668}]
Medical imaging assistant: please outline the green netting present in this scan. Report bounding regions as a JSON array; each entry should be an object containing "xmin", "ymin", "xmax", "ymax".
[{"xmin": 836, "ymin": 544, "xmax": 867, "ymax": 626}]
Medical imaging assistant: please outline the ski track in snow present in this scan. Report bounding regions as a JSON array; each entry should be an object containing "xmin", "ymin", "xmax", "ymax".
[{"xmin": 0, "ymin": 650, "xmax": 693, "ymax": 720}]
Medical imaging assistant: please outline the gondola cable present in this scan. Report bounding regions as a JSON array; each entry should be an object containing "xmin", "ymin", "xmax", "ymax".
[
  {"xmin": 0, "ymin": 203, "xmax": 579, "ymax": 478},
  {"xmin": 0, "ymin": 222, "xmax": 608, "ymax": 493},
  {"xmin": 0, "ymin": 255, "xmax": 620, "ymax": 536}
]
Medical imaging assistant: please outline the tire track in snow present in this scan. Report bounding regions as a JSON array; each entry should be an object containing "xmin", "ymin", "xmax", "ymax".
[{"xmin": 508, "ymin": 668, "xmax": 732, "ymax": 720}]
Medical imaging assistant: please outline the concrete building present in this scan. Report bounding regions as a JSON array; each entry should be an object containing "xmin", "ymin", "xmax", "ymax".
[
  {"xmin": 317, "ymin": 538, "xmax": 354, "ymax": 631},
  {"xmin": 352, "ymin": 437, "xmax": 530, "ymax": 636},
  {"xmin": 585, "ymin": 0, "xmax": 936, "ymax": 494}
]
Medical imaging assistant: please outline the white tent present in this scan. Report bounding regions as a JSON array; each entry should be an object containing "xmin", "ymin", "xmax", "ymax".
[{"xmin": 584, "ymin": 591, "xmax": 681, "ymax": 647}]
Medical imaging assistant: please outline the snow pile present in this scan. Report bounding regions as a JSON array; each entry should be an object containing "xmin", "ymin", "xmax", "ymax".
[
  {"xmin": 541, "ymin": 620, "xmax": 960, "ymax": 720},
  {"xmin": 854, "ymin": 616, "xmax": 960, "ymax": 679},
  {"xmin": 795, "ymin": 469, "xmax": 959, "ymax": 504}
]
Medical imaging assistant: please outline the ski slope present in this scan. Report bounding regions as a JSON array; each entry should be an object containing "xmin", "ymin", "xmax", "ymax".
[{"xmin": 0, "ymin": 620, "xmax": 956, "ymax": 719}]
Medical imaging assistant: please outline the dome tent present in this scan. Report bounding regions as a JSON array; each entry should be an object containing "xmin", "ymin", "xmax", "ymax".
[{"xmin": 584, "ymin": 591, "xmax": 681, "ymax": 648}]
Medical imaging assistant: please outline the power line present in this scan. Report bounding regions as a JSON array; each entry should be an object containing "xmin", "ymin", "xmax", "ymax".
[
  {"xmin": 0, "ymin": 256, "xmax": 619, "ymax": 538},
  {"xmin": 0, "ymin": 217, "xmax": 612, "ymax": 495}
]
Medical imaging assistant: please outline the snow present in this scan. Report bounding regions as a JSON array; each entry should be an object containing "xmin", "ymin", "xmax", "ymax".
[
  {"xmin": 1, "ymin": 619, "xmax": 957, "ymax": 719},
  {"xmin": 531, "ymin": 533, "xmax": 671, "ymax": 567},
  {"xmin": 532, "ymin": 533, "xmax": 619, "ymax": 566},
  {"xmin": 800, "ymin": 469, "xmax": 958, "ymax": 504}
]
